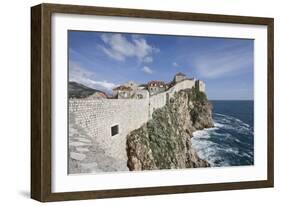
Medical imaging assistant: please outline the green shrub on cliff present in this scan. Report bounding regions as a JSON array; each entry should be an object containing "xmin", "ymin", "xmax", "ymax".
[{"xmin": 189, "ymin": 86, "xmax": 207, "ymax": 103}]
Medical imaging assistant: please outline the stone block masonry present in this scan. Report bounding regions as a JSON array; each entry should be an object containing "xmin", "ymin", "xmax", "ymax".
[
  {"xmin": 69, "ymin": 98, "xmax": 149, "ymax": 171},
  {"xmin": 148, "ymin": 79, "xmax": 197, "ymax": 118}
]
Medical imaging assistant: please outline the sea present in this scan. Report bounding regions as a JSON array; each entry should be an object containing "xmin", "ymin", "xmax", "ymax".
[{"xmin": 191, "ymin": 100, "xmax": 254, "ymax": 167}]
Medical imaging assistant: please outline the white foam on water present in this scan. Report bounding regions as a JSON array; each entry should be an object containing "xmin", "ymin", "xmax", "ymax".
[
  {"xmin": 239, "ymin": 152, "xmax": 252, "ymax": 159},
  {"xmin": 214, "ymin": 122, "xmax": 224, "ymax": 128},
  {"xmin": 191, "ymin": 112, "xmax": 254, "ymax": 167},
  {"xmin": 192, "ymin": 130, "xmax": 211, "ymax": 139},
  {"xmin": 214, "ymin": 113, "xmax": 227, "ymax": 117},
  {"xmin": 223, "ymin": 147, "xmax": 239, "ymax": 155},
  {"xmin": 191, "ymin": 139, "xmax": 219, "ymax": 166},
  {"xmin": 213, "ymin": 113, "xmax": 253, "ymax": 136}
]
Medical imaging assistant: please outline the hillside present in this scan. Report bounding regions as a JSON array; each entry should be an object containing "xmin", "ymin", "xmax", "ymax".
[
  {"xmin": 68, "ymin": 81, "xmax": 107, "ymax": 99},
  {"xmin": 126, "ymin": 88, "xmax": 214, "ymax": 170}
]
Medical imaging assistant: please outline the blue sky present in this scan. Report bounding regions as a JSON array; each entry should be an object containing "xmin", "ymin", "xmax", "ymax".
[{"xmin": 68, "ymin": 31, "xmax": 254, "ymax": 100}]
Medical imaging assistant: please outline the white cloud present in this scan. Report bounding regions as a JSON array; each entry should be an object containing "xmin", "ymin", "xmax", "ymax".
[
  {"xmin": 143, "ymin": 56, "xmax": 153, "ymax": 63},
  {"xmin": 172, "ymin": 62, "xmax": 179, "ymax": 67},
  {"xmin": 87, "ymin": 80, "xmax": 116, "ymax": 90},
  {"xmin": 142, "ymin": 66, "xmax": 154, "ymax": 74},
  {"xmin": 69, "ymin": 61, "xmax": 117, "ymax": 92},
  {"xmin": 69, "ymin": 62, "xmax": 94, "ymax": 82},
  {"xmin": 99, "ymin": 34, "xmax": 159, "ymax": 63}
]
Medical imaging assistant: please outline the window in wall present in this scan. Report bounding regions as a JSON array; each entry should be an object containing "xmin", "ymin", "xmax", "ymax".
[{"xmin": 111, "ymin": 125, "xmax": 119, "ymax": 136}]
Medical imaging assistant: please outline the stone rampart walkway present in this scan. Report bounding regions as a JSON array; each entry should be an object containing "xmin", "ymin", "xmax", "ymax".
[{"xmin": 68, "ymin": 112, "xmax": 129, "ymax": 174}]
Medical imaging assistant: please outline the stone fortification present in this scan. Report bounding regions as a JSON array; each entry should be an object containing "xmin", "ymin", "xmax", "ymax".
[{"xmin": 69, "ymin": 78, "xmax": 207, "ymax": 173}]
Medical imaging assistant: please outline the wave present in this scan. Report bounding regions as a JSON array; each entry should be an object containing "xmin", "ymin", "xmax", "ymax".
[
  {"xmin": 191, "ymin": 112, "xmax": 254, "ymax": 167},
  {"xmin": 213, "ymin": 113, "xmax": 253, "ymax": 136}
]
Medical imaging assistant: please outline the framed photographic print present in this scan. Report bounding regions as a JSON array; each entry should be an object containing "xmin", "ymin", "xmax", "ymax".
[{"xmin": 31, "ymin": 3, "xmax": 274, "ymax": 202}]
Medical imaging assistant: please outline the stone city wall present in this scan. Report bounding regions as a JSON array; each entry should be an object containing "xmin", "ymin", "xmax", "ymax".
[
  {"xmin": 69, "ymin": 78, "xmax": 202, "ymax": 169},
  {"xmin": 148, "ymin": 79, "xmax": 195, "ymax": 117},
  {"xmin": 169, "ymin": 79, "xmax": 196, "ymax": 94},
  {"xmin": 149, "ymin": 92, "xmax": 167, "ymax": 118},
  {"xmin": 198, "ymin": 80, "xmax": 206, "ymax": 92},
  {"xmin": 69, "ymin": 98, "xmax": 149, "ymax": 167}
]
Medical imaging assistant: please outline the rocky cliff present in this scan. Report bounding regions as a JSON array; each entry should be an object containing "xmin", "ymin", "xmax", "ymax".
[{"xmin": 126, "ymin": 87, "xmax": 214, "ymax": 170}]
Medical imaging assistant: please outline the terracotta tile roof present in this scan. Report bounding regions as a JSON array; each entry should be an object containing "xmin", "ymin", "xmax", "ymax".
[{"xmin": 147, "ymin": 81, "xmax": 166, "ymax": 87}]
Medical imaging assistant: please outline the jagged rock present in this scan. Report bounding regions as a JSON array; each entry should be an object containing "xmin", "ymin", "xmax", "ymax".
[{"xmin": 126, "ymin": 88, "xmax": 214, "ymax": 170}]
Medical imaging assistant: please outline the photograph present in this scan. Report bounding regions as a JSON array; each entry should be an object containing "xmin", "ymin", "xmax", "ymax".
[
  {"xmin": 30, "ymin": 3, "xmax": 274, "ymax": 201},
  {"xmin": 68, "ymin": 31, "xmax": 254, "ymax": 174}
]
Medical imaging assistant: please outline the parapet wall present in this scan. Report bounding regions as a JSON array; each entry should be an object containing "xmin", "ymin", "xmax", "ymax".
[
  {"xmin": 149, "ymin": 92, "xmax": 167, "ymax": 118},
  {"xmin": 69, "ymin": 98, "xmax": 149, "ymax": 167},
  {"xmin": 148, "ymin": 79, "xmax": 195, "ymax": 117},
  {"xmin": 170, "ymin": 79, "xmax": 195, "ymax": 94}
]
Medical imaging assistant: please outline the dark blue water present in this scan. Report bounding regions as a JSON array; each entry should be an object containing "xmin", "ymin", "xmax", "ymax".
[{"xmin": 191, "ymin": 100, "xmax": 254, "ymax": 167}]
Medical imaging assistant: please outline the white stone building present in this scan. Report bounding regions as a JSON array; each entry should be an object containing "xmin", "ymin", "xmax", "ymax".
[
  {"xmin": 197, "ymin": 80, "xmax": 205, "ymax": 92},
  {"xmin": 112, "ymin": 85, "xmax": 133, "ymax": 99},
  {"xmin": 174, "ymin": 72, "xmax": 187, "ymax": 83},
  {"xmin": 147, "ymin": 81, "xmax": 166, "ymax": 95}
]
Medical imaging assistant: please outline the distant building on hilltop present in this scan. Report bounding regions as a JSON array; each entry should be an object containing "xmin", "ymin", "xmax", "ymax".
[
  {"xmin": 147, "ymin": 81, "xmax": 166, "ymax": 95},
  {"xmin": 173, "ymin": 72, "xmax": 195, "ymax": 83},
  {"xmin": 112, "ymin": 85, "xmax": 133, "ymax": 99},
  {"xmin": 123, "ymin": 81, "xmax": 139, "ymax": 90},
  {"xmin": 85, "ymin": 92, "xmax": 108, "ymax": 99},
  {"xmin": 174, "ymin": 72, "xmax": 187, "ymax": 83}
]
